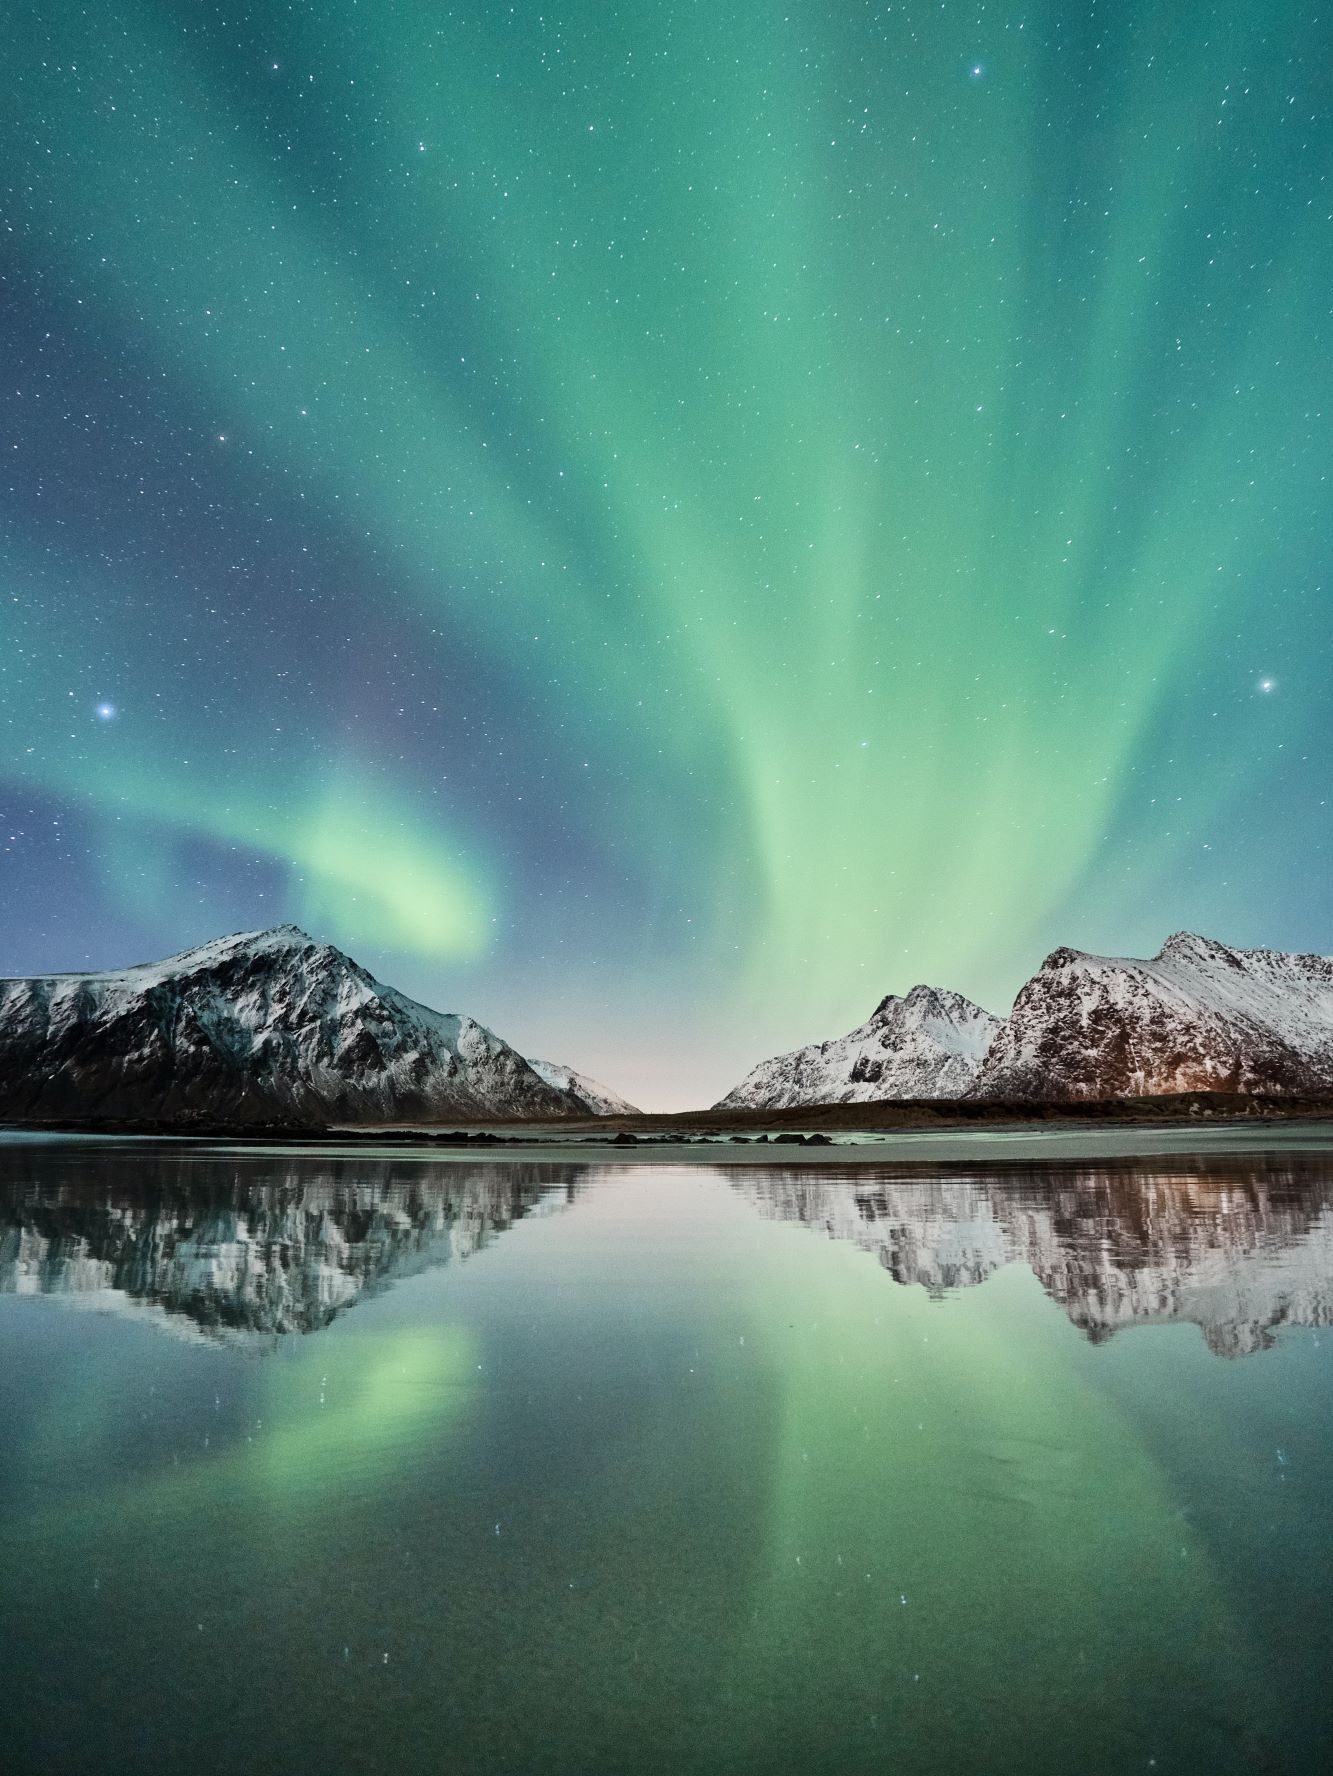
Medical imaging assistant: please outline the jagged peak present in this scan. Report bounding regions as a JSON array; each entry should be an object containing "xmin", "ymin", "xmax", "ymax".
[
  {"xmin": 143, "ymin": 923, "xmax": 336, "ymax": 978},
  {"xmin": 211, "ymin": 922, "xmax": 317, "ymax": 951},
  {"xmin": 1157, "ymin": 930, "xmax": 1229, "ymax": 961},
  {"xmin": 869, "ymin": 989, "xmax": 906, "ymax": 1019},
  {"xmin": 1033, "ymin": 934, "xmax": 1248, "ymax": 983},
  {"xmin": 905, "ymin": 983, "xmax": 942, "ymax": 1007},
  {"xmin": 870, "ymin": 982, "xmax": 989, "ymax": 1021},
  {"xmin": 2, "ymin": 923, "xmax": 330, "ymax": 986},
  {"xmin": 159, "ymin": 922, "xmax": 318, "ymax": 960},
  {"xmin": 1039, "ymin": 945, "xmax": 1088, "ymax": 972},
  {"xmin": 1040, "ymin": 932, "xmax": 1248, "ymax": 973}
]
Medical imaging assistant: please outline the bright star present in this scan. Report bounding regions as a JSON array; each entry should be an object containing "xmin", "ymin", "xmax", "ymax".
[
  {"xmin": 95, "ymin": 702, "xmax": 116, "ymax": 721},
  {"xmin": 970, "ymin": 63, "xmax": 984, "ymax": 79},
  {"xmin": 1258, "ymin": 677, "xmax": 1275, "ymax": 693}
]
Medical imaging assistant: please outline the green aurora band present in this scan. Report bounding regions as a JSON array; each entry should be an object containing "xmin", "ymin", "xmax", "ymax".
[{"xmin": 2, "ymin": 0, "xmax": 1330, "ymax": 1103}]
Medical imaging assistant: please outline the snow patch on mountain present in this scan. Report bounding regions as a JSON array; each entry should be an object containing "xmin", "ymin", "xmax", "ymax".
[{"xmin": 526, "ymin": 1059, "xmax": 639, "ymax": 1116}]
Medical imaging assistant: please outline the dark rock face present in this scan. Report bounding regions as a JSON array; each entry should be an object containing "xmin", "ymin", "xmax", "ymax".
[
  {"xmin": 0, "ymin": 926, "xmax": 581, "ymax": 1127},
  {"xmin": 971, "ymin": 932, "xmax": 1333, "ymax": 1102}
]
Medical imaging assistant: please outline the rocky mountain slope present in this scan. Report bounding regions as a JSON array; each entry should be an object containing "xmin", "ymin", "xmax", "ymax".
[
  {"xmin": 718, "ymin": 932, "xmax": 1333, "ymax": 1110},
  {"xmin": 527, "ymin": 1058, "xmax": 639, "ymax": 1116},
  {"xmin": 715, "ymin": 984, "xmax": 1002, "ymax": 1109},
  {"xmin": 0, "ymin": 926, "xmax": 584, "ymax": 1126},
  {"xmin": 973, "ymin": 932, "xmax": 1333, "ymax": 1101}
]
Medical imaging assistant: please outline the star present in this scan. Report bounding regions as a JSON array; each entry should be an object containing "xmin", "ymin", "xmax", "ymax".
[
  {"xmin": 95, "ymin": 702, "xmax": 116, "ymax": 721},
  {"xmin": 1258, "ymin": 678, "xmax": 1276, "ymax": 693}
]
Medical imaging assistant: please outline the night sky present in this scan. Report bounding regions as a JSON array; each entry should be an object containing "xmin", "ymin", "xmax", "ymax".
[{"xmin": 3, "ymin": 0, "xmax": 1331, "ymax": 1108}]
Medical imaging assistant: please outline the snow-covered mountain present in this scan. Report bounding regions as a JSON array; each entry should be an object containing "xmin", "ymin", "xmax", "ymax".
[
  {"xmin": 527, "ymin": 1058, "xmax": 639, "ymax": 1116},
  {"xmin": 715, "ymin": 985, "xmax": 1002, "ymax": 1109},
  {"xmin": 972, "ymin": 932, "xmax": 1333, "ymax": 1101},
  {"xmin": 0, "ymin": 925, "xmax": 583, "ymax": 1126}
]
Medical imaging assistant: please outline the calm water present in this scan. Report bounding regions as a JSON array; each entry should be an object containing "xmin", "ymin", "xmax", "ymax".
[{"xmin": 3, "ymin": 1135, "xmax": 1333, "ymax": 1775}]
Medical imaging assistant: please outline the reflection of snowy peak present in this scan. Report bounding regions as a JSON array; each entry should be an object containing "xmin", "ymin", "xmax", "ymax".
[
  {"xmin": 0, "ymin": 926, "xmax": 581, "ymax": 1126},
  {"xmin": 0, "ymin": 1152, "xmax": 583, "ymax": 1342},
  {"xmin": 715, "ymin": 986, "xmax": 1001, "ymax": 1109},
  {"xmin": 742, "ymin": 1174, "xmax": 1008, "ymax": 1290},
  {"xmin": 973, "ymin": 932, "xmax": 1333, "ymax": 1101},
  {"xmin": 1011, "ymin": 1175, "xmax": 1333, "ymax": 1357},
  {"xmin": 527, "ymin": 1059, "xmax": 639, "ymax": 1116},
  {"xmin": 735, "ymin": 1161, "xmax": 1333, "ymax": 1356}
]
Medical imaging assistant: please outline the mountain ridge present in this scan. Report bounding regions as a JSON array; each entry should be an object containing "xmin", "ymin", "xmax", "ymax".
[
  {"xmin": 0, "ymin": 925, "xmax": 591, "ymax": 1126},
  {"xmin": 5, "ymin": 924, "xmax": 1333, "ymax": 1122},
  {"xmin": 972, "ymin": 931, "xmax": 1333, "ymax": 1101},
  {"xmin": 716, "ymin": 931, "xmax": 1333, "ymax": 1110}
]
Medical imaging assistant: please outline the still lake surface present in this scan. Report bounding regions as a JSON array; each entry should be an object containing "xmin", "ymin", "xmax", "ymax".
[{"xmin": 3, "ymin": 1132, "xmax": 1333, "ymax": 1775}]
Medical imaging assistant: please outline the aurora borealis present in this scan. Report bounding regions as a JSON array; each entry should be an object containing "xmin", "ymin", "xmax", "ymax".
[{"xmin": 3, "ymin": 1, "xmax": 1331, "ymax": 1106}]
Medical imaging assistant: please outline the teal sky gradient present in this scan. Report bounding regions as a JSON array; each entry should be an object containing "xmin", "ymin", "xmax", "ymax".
[{"xmin": 2, "ymin": 0, "xmax": 1331, "ymax": 1105}]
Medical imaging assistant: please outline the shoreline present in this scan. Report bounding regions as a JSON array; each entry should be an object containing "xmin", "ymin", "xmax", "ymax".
[{"xmin": 5, "ymin": 1091, "xmax": 1333, "ymax": 1165}]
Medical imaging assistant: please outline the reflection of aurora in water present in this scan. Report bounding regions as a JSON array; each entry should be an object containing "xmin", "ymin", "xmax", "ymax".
[
  {"xmin": 4, "ymin": 2, "xmax": 1333, "ymax": 1108},
  {"xmin": 5, "ymin": 1145, "xmax": 1333, "ymax": 1773}
]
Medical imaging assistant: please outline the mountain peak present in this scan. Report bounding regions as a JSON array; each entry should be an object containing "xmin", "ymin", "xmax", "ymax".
[
  {"xmin": 158, "ymin": 923, "xmax": 321, "ymax": 967},
  {"xmin": 974, "ymin": 933, "xmax": 1333, "ymax": 1101},
  {"xmin": 0, "ymin": 930, "xmax": 582, "ymax": 1126},
  {"xmin": 716, "ymin": 983, "xmax": 1001, "ymax": 1110},
  {"xmin": 1158, "ymin": 929, "xmax": 1227, "ymax": 961},
  {"xmin": 1039, "ymin": 945, "xmax": 1086, "ymax": 972},
  {"xmin": 875, "ymin": 983, "xmax": 935, "ymax": 1016},
  {"xmin": 220, "ymin": 922, "xmax": 321, "ymax": 953}
]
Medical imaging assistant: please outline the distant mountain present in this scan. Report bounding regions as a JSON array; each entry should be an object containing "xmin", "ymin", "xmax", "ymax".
[
  {"xmin": 973, "ymin": 932, "xmax": 1333, "ymax": 1101},
  {"xmin": 527, "ymin": 1058, "xmax": 639, "ymax": 1116},
  {"xmin": 715, "ymin": 985, "xmax": 1001, "ymax": 1110},
  {"xmin": 0, "ymin": 926, "xmax": 582, "ymax": 1127}
]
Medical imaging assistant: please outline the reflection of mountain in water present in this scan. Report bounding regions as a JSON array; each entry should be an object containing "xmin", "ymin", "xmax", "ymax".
[
  {"xmin": 0, "ymin": 1143, "xmax": 585, "ymax": 1343},
  {"xmin": 733, "ymin": 1157, "xmax": 1333, "ymax": 1356}
]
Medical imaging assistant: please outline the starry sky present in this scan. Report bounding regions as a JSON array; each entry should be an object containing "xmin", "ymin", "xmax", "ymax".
[{"xmin": 3, "ymin": 0, "xmax": 1331, "ymax": 1108}]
